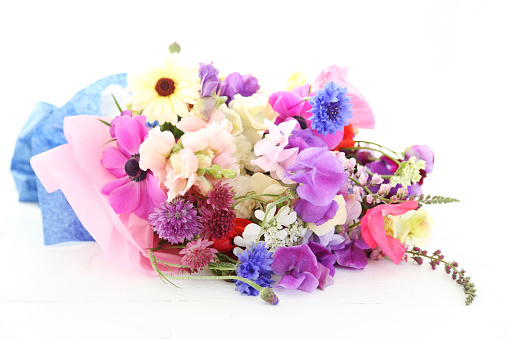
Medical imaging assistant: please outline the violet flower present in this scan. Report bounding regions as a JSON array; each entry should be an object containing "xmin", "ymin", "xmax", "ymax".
[
  {"xmin": 368, "ymin": 145, "xmax": 434, "ymax": 197},
  {"xmin": 271, "ymin": 244, "xmax": 322, "ymax": 292},
  {"xmin": 330, "ymin": 227, "xmax": 370, "ymax": 269},
  {"xmin": 287, "ymin": 128, "xmax": 328, "ymax": 153},
  {"xmin": 285, "ymin": 147, "xmax": 348, "ymax": 225},
  {"xmin": 101, "ymin": 115, "xmax": 166, "ymax": 220},
  {"xmin": 307, "ymin": 241, "xmax": 336, "ymax": 289},
  {"xmin": 219, "ymin": 72, "xmax": 259, "ymax": 103},
  {"xmin": 199, "ymin": 62, "xmax": 221, "ymax": 97}
]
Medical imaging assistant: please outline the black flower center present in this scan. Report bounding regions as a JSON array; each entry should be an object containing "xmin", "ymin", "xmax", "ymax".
[
  {"xmin": 155, "ymin": 77, "xmax": 175, "ymax": 97},
  {"xmin": 292, "ymin": 116, "xmax": 308, "ymax": 129},
  {"xmin": 125, "ymin": 154, "xmax": 147, "ymax": 182}
]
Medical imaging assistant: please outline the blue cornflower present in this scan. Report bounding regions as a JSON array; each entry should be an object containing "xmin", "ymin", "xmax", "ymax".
[
  {"xmin": 235, "ymin": 242, "xmax": 274, "ymax": 296},
  {"xmin": 309, "ymin": 81, "xmax": 353, "ymax": 136}
]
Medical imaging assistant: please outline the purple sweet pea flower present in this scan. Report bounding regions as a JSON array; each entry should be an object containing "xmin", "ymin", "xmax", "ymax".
[
  {"xmin": 286, "ymin": 147, "xmax": 349, "ymax": 225},
  {"xmin": 271, "ymin": 244, "xmax": 322, "ymax": 292},
  {"xmin": 330, "ymin": 227, "xmax": 370, "ymax": 269},
  {"xmin": 368, "ymin": 145, "xmax": 434, "ymax": 197},
  {"xmin": 307, "ymin": 241, "xmax": 336, "ymax": 283},
  {"xmin": 219, "ymin": 72, "xmax": 259, "ymax": 103},
  {"xmin": 303, "ymin": 229, "xmax": 345, "ymax": 249},
  {"xmin": 199, "ymin": 62, "xmax": 221, "ymax": 97},
  {"xmin": 287, "ymin": 128, "xmax": 328, "ymax": 152},
  {"xmin": 405, "ymin": 145, "xmax": 434, "ymax": 173}
]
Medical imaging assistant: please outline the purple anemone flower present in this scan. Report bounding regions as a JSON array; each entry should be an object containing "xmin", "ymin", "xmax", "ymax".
[{"xmin": 101, "ymin": 115, "xmax": 166, "ymax": 220}]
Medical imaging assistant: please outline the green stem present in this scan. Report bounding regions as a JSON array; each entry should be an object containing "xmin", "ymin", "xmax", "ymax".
[
  {"xmin": 255, "ymin": 196, "xmax": 292, "ymax": 245},
  {"xmin": 342, "ymin": 146, "xmax": 402, "ymax": 166},
  {"xmin": 149, "ymin": 250, "xmax": 263, "ymax": 292},
  {"xmin": 232, "ymin": 193, "xmax": 281, "ymax": 208},
  {"xmin": 354, "ymin": 140, "xmax": 402, "ymax": 157}
]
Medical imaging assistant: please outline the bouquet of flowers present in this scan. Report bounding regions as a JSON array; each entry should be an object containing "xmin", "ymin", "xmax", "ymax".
[{"xmin": 28, "ymin": 43, "xmax": 475, "ymax": 306}]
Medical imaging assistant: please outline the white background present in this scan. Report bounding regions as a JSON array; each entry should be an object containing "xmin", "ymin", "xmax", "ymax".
[{"xmin": 1, "ymin": 1, "xmax": 508, "ymax": 338}]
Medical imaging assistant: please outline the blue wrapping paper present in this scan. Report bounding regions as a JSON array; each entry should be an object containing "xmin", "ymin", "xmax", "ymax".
[{"xmin": 11, "ymin": 74, "xmax": 128, "ymax": 244}]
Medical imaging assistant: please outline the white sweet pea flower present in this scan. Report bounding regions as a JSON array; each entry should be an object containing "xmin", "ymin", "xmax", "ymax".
[{"xmin": 233, "ymin": 223, "xmax": 262, "ymax": 257}]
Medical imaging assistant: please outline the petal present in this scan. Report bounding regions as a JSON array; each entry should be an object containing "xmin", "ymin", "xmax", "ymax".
[
  {"xmin": 115, "ymin": 116, "xmax": 146, "ymax": 155},
  {"xmin": 107, "ymin": 180, "xmax": 141, "ymax": 215},
  {"xmin": 101, "ymin": 147, "xmax": 128, "ymax": 178},
  {"xmin": 101, "ymin": 176, "xmax": 130, "ymax": 195}
]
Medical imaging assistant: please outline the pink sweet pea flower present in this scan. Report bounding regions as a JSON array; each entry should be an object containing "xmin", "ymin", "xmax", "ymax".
[
  {"xmin": 312, "ymin": 65, "xmax": 375, "ymax": 130},
  {"xmin": 360, "ymin": 200, "xmax": 418, "ymax": 264},
  {"xmin": 251, "ymin": 119, "xmax": 299, "ymax": 184}
]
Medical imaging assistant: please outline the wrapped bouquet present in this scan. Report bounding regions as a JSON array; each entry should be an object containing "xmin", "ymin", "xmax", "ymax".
[{"xmin": 21, "ymin": 43, "xmax": 475, "ymax": 305}]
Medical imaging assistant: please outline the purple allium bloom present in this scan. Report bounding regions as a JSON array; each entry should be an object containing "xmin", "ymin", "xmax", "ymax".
[
  {"xmin": 331, "ymin": 227, "xmax": 370, "ymax": 270},
  {"xmin": 149, "ymin": 198, "xmax": 202, "ymax": 244},
  {"xmin": 235, "ymin": 242, "xmax": 274, "ymax": 297},
  {"xmin": 286, "ymin": 147, "xmax": 349, "ymax": 225},
  {"xmin": 309, "ymin": 81, "xmax": 353, "ymax": 136},
  {"xmin": 199, "ymin": 62, "xmax": 221, "ymax": 97},
  {"xmin": 271, "ymin": 243, "xmax": 322, "ymax": 292},
  {"xmin": 219, "ymin": 72, "xmax": 260, "ymax": 103}
]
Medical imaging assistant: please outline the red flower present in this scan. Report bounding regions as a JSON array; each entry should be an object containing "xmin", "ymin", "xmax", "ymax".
[
  {"xmin": 211, "ymin": 218, "xmax": 250, "ymax": 253},
  {"xmin": 334, "ymin": 124, "xmax": 355, "ymax": 150}
]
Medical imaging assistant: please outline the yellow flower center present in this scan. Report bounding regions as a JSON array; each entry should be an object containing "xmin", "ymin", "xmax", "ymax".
[
  {"xmin": 155, "ymin": 77, "xmax": 175, "ymax": 96},
  {"xmin": 383, "ymin": 216, "xmax": 395, "ymax": 237}
]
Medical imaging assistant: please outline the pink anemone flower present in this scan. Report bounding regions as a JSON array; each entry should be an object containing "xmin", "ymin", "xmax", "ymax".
[
  {"xmin": 269, "ymin": 85, "xmax": 344, "ymax": 150},
  {"xmin": 360, "ymin": 200, "xmax": 418, "ymax": 264},
  {"xmin": 100, "ymin": 115, "xmax": 166, "ymax": 220}
]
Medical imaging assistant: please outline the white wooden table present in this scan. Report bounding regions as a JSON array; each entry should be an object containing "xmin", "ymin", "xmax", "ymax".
[{"xmin": 1, "ymin": 1, "xmax": 508, "ymax": 337}]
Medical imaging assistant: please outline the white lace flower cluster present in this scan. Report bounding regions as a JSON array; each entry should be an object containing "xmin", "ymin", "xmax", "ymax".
[{"xmin": 233, "ymin": 206, "xmax": 306, "ymax": 256}]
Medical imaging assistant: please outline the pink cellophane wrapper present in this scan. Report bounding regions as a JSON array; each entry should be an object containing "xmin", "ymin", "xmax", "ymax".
[{"xmin": 30, "ymin": 115, "xmax": 181, "ymax": 275}]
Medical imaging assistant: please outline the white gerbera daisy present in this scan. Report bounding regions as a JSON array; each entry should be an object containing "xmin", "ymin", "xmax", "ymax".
[{"xmin": 127, "ymin": 52, "xmax": 201, "ymax": 125}]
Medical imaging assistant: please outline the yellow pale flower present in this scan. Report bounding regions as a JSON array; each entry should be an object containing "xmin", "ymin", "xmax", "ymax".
[
  {"xmin": 250, "ymin": 173, "xmax": 287, "ymax": 202},
  {"xmin": 229, "ymin": 93, "xmax": 277, "ymax": 144},
  {"xmin": 307, "ymin": 195, "xmax": 347, "ymax": 236},
  {"xmin": 392, "ymin": 209, "xmax": 433, "ymax": 246},
  {"xmin": 127, "ymin": 52, "xmax": 201, "ymax": 125},
  {"xmin": 286, "ymin": 71, "xmax": 306, "ymax": 91}
]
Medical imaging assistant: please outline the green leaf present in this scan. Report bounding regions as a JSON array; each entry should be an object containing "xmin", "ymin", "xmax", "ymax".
[{"xmin": 111, "ymin": 94, "xmax": 123, "ymax": 113}]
